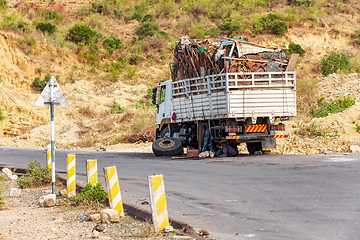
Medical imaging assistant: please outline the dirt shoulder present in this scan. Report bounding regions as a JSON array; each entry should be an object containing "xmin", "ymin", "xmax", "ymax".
[{"xmin": 0, "ymin": 176, "xmax": 193, "ymax": 240}]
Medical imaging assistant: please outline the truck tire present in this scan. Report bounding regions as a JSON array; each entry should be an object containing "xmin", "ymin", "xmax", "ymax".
[
  {"xmin": 160, "ymin": 127, "xmax": 171, "ymax": 138},
  {"xmin": 246, "ymin": 142, "xmax": 263, "ymax": 155},
  {"xmin": 152, "ymin": 137, "xmax": 184, "ymax": 156}
]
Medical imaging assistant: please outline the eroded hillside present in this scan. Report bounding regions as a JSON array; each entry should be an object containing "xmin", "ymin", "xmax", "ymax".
[{"xmin": 0, "ymin": 0, "xmax": 360, "ymax": 154}]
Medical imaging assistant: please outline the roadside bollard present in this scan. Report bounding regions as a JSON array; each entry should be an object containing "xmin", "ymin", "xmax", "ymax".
[
  {"xmin": 66, "ymin": 154, "xmax": 76, "ymax": 197},
  {"xmin": 86, "ymin": 159, "xmax": 98, "ymax": 186},
  {"xmin": 148, "ymin": 174, "xmax": 170, "ymax": 232},
  {"xmin": 104, "ymin": 166, "xmax": 124, "ymax": 216}
]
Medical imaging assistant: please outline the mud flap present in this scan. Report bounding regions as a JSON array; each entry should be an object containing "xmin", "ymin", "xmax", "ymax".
[{"xmin": 262, "ymin": 138, "xmax": 276, "ymax": 151}]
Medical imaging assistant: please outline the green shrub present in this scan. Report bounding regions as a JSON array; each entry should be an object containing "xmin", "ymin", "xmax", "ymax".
[
  {"xmin": 0, "ymin": 0, "xmax": 8, "ymax": 13},
  {"xmin": 353, "ymin": 26, "xmax": 360, "ymax": 45},
  {"xmin": 92, "ymin": 1, "xmax": 111, "ymax": 14},
  {"xmin": 321, "ymin": 51, "xmax": 350, "ymax": 76},
  {"xmin": 36, "ymin": 22, "xmax": 56, "ymax": 35},
  {"xmin": 67, "ymin": 23, "xmax": 96, "ymax": 44},
  {"xmin": 17, "ymin": 160, "xmax": 52, "ymax": 189},
  {"xmin": 88, "ymin": 43, "xmax": 99, "ymax": 55},
  {"xmin": 287, "ymin": 43, "xmax": 306, "ymax": 56},
  {"xmin": 190, "ymin": 23, "xmax": 205, "ymax": 39},
  {"xmin": 142, "ymin": 13, "xmax": 155, "ymax": 22},
  {"xmin": 221, "ymin": 19, "xmax": 240, "ymax": 37},
  {"xmin": 42, "ymin": 10, "xmax": 63, "ymax": 21},
  {"xmin": 131, "ymin": 12, "xmax": 143, "ymax": 21},
  {"xmin": 354, "ymin": 122, "xmax": 360, "ymax": 133},
  {"xmin": 102, "ymin": 36, "xmax": 123, "ymax": 49},
  {"xmin": 32, "ymin": 74, "xmax": 51, "ymax": 92},
  {"xmin": 75, "ymin": 183, "xmax": 107, "ymax": 205},
  {"xmin": 1, "ymin": 13, "xmax": 29, "ymax": 31},
  {"xmin": 84, "ymin": 53, "xmax": 101, "ymax": 66},
  {"xmin": 0, "ymin": 108, "xmax": 5, "ymax": 121},
  {"xmin": 107, "ymin": 103, "xmax": 124, "ymax": 114},
  {"xmin": 289, "ymin": 0, "xmax": 311, "ymax": 7},
  {"xmin": 271, "ymin": 20, "xmax": 288, "ymax": 36},
  {"xmin": 113, "ymin": 9, "xmax": 123, "ymax": 19},
  {"xmin": 296, "ymin": 121, "xmax": 338, "ymax": 137},
  {"xmin": 106, "ymin": 46, "xmax": 114, "ymax": 55},
  {"xmin": 204, "ymin": 27, "xmax": 221, "ymax": 37},
  {"xmin": 136, "ymin": 21, "xmax": 160, "ymax": 39},
  {"xmin": 310, "ymin": 96, "xmax": 356, "ymax": 118}
]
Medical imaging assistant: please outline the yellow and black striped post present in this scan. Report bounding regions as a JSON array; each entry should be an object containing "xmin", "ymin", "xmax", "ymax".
[
  {"xmin": 104, "ymin": 166, "xmax": 124, "ymax": 216},
  {"xmin": 86, "ymin": 159, "xmax": 98, "ymax": 186},
  {"xmin": 148, "ymin": 174, "xmax": 170, "ymax": 232},
  {"xmin": 66, "ymin": 154, "xmax": 76, "ymax": 197}
]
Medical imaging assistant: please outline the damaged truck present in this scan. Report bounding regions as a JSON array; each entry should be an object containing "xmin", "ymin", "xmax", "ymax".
[{"xmin": 151, "ymin": 37, "xmax": 298, "ymax": 156}]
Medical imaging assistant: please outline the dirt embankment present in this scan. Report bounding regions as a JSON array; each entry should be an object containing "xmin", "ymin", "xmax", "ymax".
[{"xmin": 0, "ymin": 0, "xmax": 360, "ymax": 154}]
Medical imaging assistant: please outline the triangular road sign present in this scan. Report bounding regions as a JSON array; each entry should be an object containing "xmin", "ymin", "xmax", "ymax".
[{"xmin": 35, "ymin": 76, "xmax": 69, "ymax": 107}]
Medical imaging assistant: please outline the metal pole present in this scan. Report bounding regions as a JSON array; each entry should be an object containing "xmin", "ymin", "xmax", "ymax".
[{"xmin": 50, "ymin": 78, "xmax": 55, "ymax": 194}]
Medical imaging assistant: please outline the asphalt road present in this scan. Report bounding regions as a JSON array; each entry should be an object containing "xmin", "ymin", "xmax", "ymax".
[{"xmin": 0, "ymin": 146, "xmax": 359, "ymax": 240}]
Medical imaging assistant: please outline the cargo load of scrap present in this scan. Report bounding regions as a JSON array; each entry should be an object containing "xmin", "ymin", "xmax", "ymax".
[{"xmin": 151, "ymin": 37, "xmax": 299, "ymax": 156}]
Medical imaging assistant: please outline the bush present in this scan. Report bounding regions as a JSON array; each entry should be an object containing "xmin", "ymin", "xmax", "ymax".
[
  {"xmin": 74, "ymin": 183, "xmax": 107, "ymax": 205},
  {"xmin": 131, "ymin": 12, "xmax": 143, "ymax": 21},
  {"xmin": 107, "ymin": 103, "xmax": 124, "ymax": 114},
  {"xmin": 32, "ymin": 74, "xmax": 51, "ymax": 92},
  {"xmin": 0, "ymin": 108, "xmax": 5, "ymax": 121},
  {"xmin": 17, "ymin": 160, "xmax": 52, "ymax": 189},
  {"xmin": 271, "ymin": 20, "xmax": 288, "ymax": 36},
  {"xmin": 142, "ymin": 13, "xmax": 155, "ymax": 22},
  {"xmin": 36, "ymin": 22, "xmax": 56, "ymax": 35},
  {"xmin": 67, "ymin": 24, "xmax": 96, "ymax": 44},
  {"xmin": 102, "ymin": 36, "xmax": 123, "ymax": 49},
  {"xmin": 113, "ymin": 9, "xmax": 123, "ymax": 19},
  {"xmin": 310, "ymin": 96, "xmax": 356, "ymax": 118},
  {"xmin": 88, "ymin": 43, "xmax": 99, "ymax": 55},
  {"xmin": 221, "ymin": 19, "xmax": 240, "ymax": 37},
  {"xmin": 287, "ymin": 43, "xmax": 306, "ymax": 56},
  {"xmin": 321, "ymin": 51, "xmax": 349, "ymax": 76},
  {"xmin": 190, "ymin": 23, "xmax": 205, "ymax": 39},
  {"xmin": 204, "ymin": 27, "xmax": 221, "ymax": 37},
  {"xmin": 136, "ymin": 21, "xmax": 160, "ymax": 39},
  {"xmin": 92, "ymin": 1, "xmax": 111, "ymax": 15},
  {"xmin": 0, "ymin": 0, "xmax": 8, "ymax": 12},
  {"xmin": 42, "ymin": 10, "xmax": 62, "ymax": 20},
  {"xmin": 353, "ymin": 26, "xmax": 360, "ymax": 45}
]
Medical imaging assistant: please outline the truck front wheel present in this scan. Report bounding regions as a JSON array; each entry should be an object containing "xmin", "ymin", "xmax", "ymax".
[
  {"xmin": 152, "ymin": 137, "xmax": 184, "ymax": 156},
  {"xmin": 246, "ymin": 142, "xmax": 263, "ymax": 155}
]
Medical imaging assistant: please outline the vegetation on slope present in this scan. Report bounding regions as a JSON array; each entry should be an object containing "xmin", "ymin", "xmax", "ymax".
[{"xmin": 0, "ymin": 0, "xmax": 359, "ymax": 147}]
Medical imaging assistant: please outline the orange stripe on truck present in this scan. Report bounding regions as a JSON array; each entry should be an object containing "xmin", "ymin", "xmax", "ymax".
[{"xmin": 246, "ymin": 124, "xmax": 267, "ymax": 133}]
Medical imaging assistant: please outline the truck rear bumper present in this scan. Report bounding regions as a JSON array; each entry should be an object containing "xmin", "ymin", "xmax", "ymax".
[{"xmin": 225, "ymin": 134, "xmax": 287, "ymax": 140}]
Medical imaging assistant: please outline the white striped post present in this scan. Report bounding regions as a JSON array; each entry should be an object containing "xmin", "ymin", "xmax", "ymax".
[
  {"xmin": 104, "ymin": 166, "xmax": 124, "ymax": 216},
  {"xmin": 66, "ymin": 154, "xmax": 76, "ymax": 197},
  {"xmin": 86, "ymin": 159, "xmax": 98, "ymax": 186},
  {"xmin": 148, "ymin": 174, "xmax": 170, "ymax": 232}
]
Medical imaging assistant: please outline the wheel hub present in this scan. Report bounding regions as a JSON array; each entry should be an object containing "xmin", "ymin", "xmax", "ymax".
[{"xmin": 159, "ymin": 139, "xmax": 175, "ymax": 148}]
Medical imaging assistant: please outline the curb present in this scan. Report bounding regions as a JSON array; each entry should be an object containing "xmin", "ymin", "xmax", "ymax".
[{"xmin": 0, "ymin": 165, "xmax": 198, "ymax": 238}]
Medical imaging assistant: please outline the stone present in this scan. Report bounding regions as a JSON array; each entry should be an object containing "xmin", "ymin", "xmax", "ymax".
[
  {"xmin": 90, "ymin": 214, "xmax": 101, "ymax": 222},
  {"xmin": 9, "ymin": 188, "xmax": 21, "ymax": 197},
  {"xmin": 100, "ymin": 209, "xmax": 120, "ymax": 223},
  {"xmin": 350, "ymin": 145, "xmax": 360, "ymax": 153},
  {"xmin": 39, "ymin": 194, "xmax": 56, "ymax": 207},
  {"xmin": 2, "ymin": 167, "xmax": 12, "ymax": 178},
  {"xmin": 94, "ymin": 224, "xmax": 105, "ymax": 232},
  {"xmin": 59, "ymin": 189, "xmax": 67, "ymax": 196},
  {"xmin": 163, "ymin": 226, "xmax": 173, "ymax": 233},
  {"xmin": 44, "ymin": 198, "xmax": 56, "ymax": 207},
  {"xmin": 91, "ymin": 229, "xmax": 100, "ymax": 238},
  {"xmin": 7, "ymin": 175, "xmax": 18, "ymax": 181}
]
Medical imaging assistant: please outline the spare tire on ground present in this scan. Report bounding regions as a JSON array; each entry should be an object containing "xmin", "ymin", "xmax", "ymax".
[{"xmin": 152, "ymin": 137, "xmax": 184, "ymax": 156}]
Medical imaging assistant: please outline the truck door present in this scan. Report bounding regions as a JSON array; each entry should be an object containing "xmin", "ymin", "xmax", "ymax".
[{"xmin": 154, "ymin": 81, "xmax": 172, "ymax": 125}]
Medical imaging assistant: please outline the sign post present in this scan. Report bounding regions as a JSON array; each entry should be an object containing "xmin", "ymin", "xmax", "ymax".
[{"xmin": 35, "ymin": 76, "xmax": 69, "ymax": 194}]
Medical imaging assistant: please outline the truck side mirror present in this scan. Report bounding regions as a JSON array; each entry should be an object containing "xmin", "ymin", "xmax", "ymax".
[{"xmin": 151, "ymin": 87, "xmax": 157, "ymax": 105}]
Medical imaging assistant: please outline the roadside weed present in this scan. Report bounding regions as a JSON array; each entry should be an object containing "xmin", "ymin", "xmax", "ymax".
[{"xmin": 17, "ymin": 160, "xmax": 52, "ymax": 189}]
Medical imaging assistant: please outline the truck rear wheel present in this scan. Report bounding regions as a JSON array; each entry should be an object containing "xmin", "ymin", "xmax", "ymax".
[
  {"xmin": 246, "ymin": 142, "xmax": 263, "ymax": 155},
  {"xmin": 160, "ymin": 127, "xmax": 171, "ymax": 138},
  {"xmin": 152, "ymin": 137, "xmax": 183, "ymax": 156}
]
